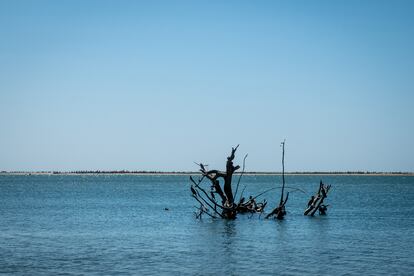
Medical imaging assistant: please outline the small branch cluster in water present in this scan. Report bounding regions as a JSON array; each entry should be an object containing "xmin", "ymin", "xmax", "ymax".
[
  {"xmin": 304, "ymin": 181, "xmax": 332, "ymax": 216},
  {"xmin": 190, "ymin": 145, "xmax": 331, "ymax": 220}
]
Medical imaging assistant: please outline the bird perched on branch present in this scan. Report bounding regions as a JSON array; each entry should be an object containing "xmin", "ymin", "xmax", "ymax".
[{"xmin": 190, "ymin": 186, "xmax": 197, "ymax": 196}]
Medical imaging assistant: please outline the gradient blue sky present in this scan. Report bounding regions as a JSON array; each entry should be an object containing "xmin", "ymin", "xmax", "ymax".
[{"xmin": 1, "ymin": 0, "xmax": 413, "ymax": 172}]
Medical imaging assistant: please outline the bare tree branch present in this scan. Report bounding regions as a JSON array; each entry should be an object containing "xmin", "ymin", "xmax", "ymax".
[{"xmin": 234, "ymin": 154, "xmax": 248, "ymax": 200}]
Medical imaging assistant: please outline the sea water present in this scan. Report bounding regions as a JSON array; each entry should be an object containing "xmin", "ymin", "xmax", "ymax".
[{"xmin": 0, "ymin": 175, "xmax": 413, "ymax": 275}]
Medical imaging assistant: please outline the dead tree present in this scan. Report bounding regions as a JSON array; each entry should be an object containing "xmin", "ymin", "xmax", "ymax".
[
  {"xmin": 190, "ymin": 145, "xmax": 266, "ymax": 219},
  {"xmin": 304, "ymin": 180, "xmax": 332, "ymax": 216},
  {"xmin": 266, "ymin": 140, "xmax": 289, "ymax": 220}
]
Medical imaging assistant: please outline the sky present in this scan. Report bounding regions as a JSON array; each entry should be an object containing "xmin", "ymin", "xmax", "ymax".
[{"xmin": 0, "ymin": 0, "xmax": 413, "ymax": 172}]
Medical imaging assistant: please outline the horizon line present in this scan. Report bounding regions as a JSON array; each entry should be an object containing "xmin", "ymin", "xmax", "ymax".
[{"xmin": 1, "ymin": 170, "xmax": 413, "ymax": 176}]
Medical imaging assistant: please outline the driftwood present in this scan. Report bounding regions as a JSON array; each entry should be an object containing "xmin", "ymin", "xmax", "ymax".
[
  {"xmin": 190, "ymin": 146, "xmax": 267, "ymax": 219},
  {"xmin": 236, "ymin": 196, "xmax": 268, "ymax": 214},
  {"xmin": 266, "ymin": 140, "xmax": 289, "ymax": 220},
  {"xmin": 304, "ymin": 181, "xmax": 331, "ymax": 216},
  {"xmin": 265, "ymin": 192, "xmax": 288, "ymax": 219}
]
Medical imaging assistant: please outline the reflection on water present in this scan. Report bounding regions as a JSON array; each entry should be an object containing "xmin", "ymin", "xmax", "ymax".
[
  {"xmin": 223, "ymin": 219, "xmax": 237, "ymax": 238},
  {"xmin": 0, "ymin": 175, "xmax": 413, "ymax": 275}
]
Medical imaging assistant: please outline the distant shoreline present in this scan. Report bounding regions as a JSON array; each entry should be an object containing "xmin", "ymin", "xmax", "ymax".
[{"xmin": 1, "ymin": 171, "xmax": 413, "ymax": 176}]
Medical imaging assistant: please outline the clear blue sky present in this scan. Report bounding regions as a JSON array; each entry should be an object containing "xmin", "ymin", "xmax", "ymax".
[{"xmin": 1, "ymin": 0, "xmax": 413, "ymax": 172}]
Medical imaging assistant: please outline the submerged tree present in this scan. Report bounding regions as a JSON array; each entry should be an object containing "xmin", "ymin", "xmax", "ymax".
[
  {"xmin": 190, "ymin": 145, "xmax": 266, "ymax": 219},
  {"xmin": 190, "ymin": 143, "xmax": 327, "ymax": 220},
  {"xmin": 266, "ymin": 140, "xmax": 289, "ymax": 220},
  {"xmin": 304, "ymin": 181, "xmax": 331, "ymax": 216}
]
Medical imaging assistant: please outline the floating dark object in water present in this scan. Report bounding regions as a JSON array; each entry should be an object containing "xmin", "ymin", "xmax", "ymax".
[{"xmin": 164, "ymin": 208, "xmax": 169, "ymax": 211}]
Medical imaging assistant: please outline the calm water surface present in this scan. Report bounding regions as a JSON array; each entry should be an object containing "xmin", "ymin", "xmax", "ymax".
[{"xmin": 1, "ymin": 175, "xmax": 413, "ymax": 275}]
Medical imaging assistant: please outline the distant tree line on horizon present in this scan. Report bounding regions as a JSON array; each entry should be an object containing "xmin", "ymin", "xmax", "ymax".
[{"xmin": 1, "ymin": 170, "xmax": 412, "ymax": 175}]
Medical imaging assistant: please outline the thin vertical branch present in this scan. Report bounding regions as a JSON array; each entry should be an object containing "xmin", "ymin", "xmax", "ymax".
[
  {"xmin": 279, "ymin": 140, "xmax": 286, "ymax": 205},
  {"xmin": 234, "ymin": 154, "xmax": 248, "ymax": 200}
]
